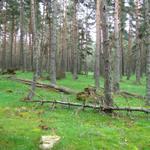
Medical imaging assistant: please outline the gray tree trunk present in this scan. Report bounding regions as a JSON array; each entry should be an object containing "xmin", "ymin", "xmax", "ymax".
[
  {"xmin": 126, "ymin": 18, "xmax": 132, "ymax": 80},
  {"xmin": 20, "ymin": 0, "xmax": 25, "ymax": 71},
  {"xmin": 50, "ymin": 0, "xmax": 57, "ymax": 85},
  {"xmin": 1, "ymin": 2, "xmax": 7, "ymax": 72},
  {"xmin": 135, "ymin": 0, "xmax": 141, "ymax": 83},
  {"xmin": 27, "ymin": 0, "xmax": 40, "ymax": 100},
  {"xmin": 145, "ymin": 0, "xmax": 150, "ymax": 105},
  {"xmin": 72, "ymin": 0, "xmax": 78, "ymax": 80},
  {"xmin": 113, "ymin": 0, "xmax": 121, "ymax": 92},
  {"xmin": 102, "ymin": 0, "xmax": 113, "ymax": 109},
  {"xmin": 9, "ymin": 14, "xmax": 15, "ymax": 69}
]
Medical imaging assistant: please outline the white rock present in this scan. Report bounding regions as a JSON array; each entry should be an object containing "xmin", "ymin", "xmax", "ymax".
[{"xmin": 39, "ymin": 135, "xmax": 60, "ymax": 150}]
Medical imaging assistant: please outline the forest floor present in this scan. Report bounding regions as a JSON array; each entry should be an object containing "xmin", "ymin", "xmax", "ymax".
[{"xmin": 0, "ymin": 71, "xmax": 149, "ymax": 150}]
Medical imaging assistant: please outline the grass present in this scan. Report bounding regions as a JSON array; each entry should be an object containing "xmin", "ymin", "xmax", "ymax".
[{"xmin": 0, "ymin": 71, "xmax": 149, "ymax": 150}]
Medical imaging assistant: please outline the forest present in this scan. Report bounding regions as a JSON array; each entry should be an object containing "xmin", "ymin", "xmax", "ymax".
[{"xmin": 0, "ymin": 0, "xmax": 150, "ymax": 149}]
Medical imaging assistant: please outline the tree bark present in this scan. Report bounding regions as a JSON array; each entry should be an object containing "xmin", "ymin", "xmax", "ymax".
[
  {"xmin": 72, "ymin": 0, "xmax": 78, "ymax": 80},
  {"xmin": 23, "ymin": 100, "xmax": 150, "ymax": 113},
  {"xmin": 49, "ymin": 0, "xmax": 57, "ymax": 85},
  {"xmin": 135, "ymin": 0, "xmax": 141, "ymax": 83},
  {"xmin": 113, "ymin": 0, "xmax": 121, "ymax": 92},
  {"xmin": 10, "ymin": 77, "xmax": 76, "ymax": 94},
  {"xmin": 27, "ymin": 0, "xmax": 40, "ymax": 100},
  {"xmin": 1, "ymin": 3, "xmax": 7, "ymax": 72},
  {"xmin": 145, "ymin": 0, "xmax": 150, "ymax": 105},
  {"xmin": 20, "ymin": 0, "xmax": 25, "ymax": 71},
  {"xmin": 60, "ymin": 0, "xmax": 67, "ymax": 78},
  {"xmin": 95, "ymin": 0, "xmax": 101, "ymax": 89},
  {"xmin": 29, "ymin": 5, "xmax": 34, "ymax": 71},
  {"xmin": 102, "ymin": 0, "xmax": 113, "ymax": 109},
  {"xmin": 9, "ymin": 14, "xmax": 15, "ymax": 69},
  {"xmin": 126, "ymin": 17, "xmax": 132, "ymax": 80}
]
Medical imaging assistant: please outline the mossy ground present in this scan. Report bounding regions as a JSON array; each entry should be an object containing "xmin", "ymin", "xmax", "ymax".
[{"xmin": 0, "ymin": 71, "xmax": 149, "ymax": 150}]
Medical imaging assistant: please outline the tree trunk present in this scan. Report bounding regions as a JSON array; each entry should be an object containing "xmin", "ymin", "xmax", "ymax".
[
  {"xmin": 50, "ymin": 0, "xmax": 57, "ymax": 85},
  {"xmin": 113, "ymin": 0, "xmax": 121, "ymax": 92},
  {"xmin": 135, "ymin": 0, "xmax": 141, "ymax": 83},
  {"xmin": 126, "ymin": 18, "xmax": 132, "ymax": 80},
  {"xmin": 29, "ymin": 5, "xmax": 34, "ymax": 71},
  {"xmin": 13, "ymin": 23, "xmax": 17, "ymax": 68},
  {"xmin": 27, "ymin": 0, "xmax": 39, "ymax": 100},
  {"xmin": 20, "ymin": 0, "xmax": 24, "ymax": 71},
  {"xmin": 95, "ymin": 0, "xmax": 101, "ymax": 90},
  {"xmin": 60, "ymin": 0, "xmax": 67, "ymax": 78},
  {"xmin": 102, "ymin": 0, "xmax": 113, "ymax": 109},
  {"xmin": 145, "ymin": 0, "xmax": 150, "ymax": 105},
  {"xmin": 72, "ymin": 0, "xmax": 78, "ymax": 80},
  {"xmin": 1, "ymin": 3, "xmax": 7, "ymax": 72},
  {"xmin": 9, "ymin": 14, "xmax": 15, "ymax": 69}
]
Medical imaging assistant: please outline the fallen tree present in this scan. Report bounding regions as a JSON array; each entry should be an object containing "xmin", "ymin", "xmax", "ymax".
[
  {"xmin": 8, "ymin": 77, "xmax": 145, "ymax": 99},
  {"xmin": 7, "ymin": 77, "xmax": 146, "ymax": 99},
  {"xmin": 8, "ymin": 77, "xmax": 76, "ymax": 94},
  {"xmin": 120, "ymin": 91, "xmax": 145, "ymax": 99},
  {"xmin": 22, "ymin": 100, "xmax": 150, "ymax": 113}
]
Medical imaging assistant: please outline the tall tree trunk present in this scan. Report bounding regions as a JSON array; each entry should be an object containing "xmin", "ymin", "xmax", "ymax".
[
  {"xmin": 20, "ymin": 0, "xmax": 25, "ymax": 71},
  {"xmin": 135, "ymin": 0, "xmax": 141, "ymax": 83},
  {"xmin": 145, "ymin": 0, "xmax": 150, "ymax": 105},
  {"xmin": 1, "ymin": 3, "xmax": 7, "ymax": 72},
  {"xmin": 13, "ymin": 24, "xmax": 17, "ymax": 68},
  {"xmin": 120, "ymin": 31, "xmax": 124, "ymax": 77},
  {"xmin": 27, "ymin": 0, "xmax": 39, "ymax": 100},
  {"xmin": 29, "ymin": 6, "xmax": 34, "ymax": 71},
  {"xmin": 50, "ymin": 0, "xmax": 57, "ymax": 85},
  {"xmin": 102, "ymin": 0, "xmax": 113, "ymax": 109},
  {"xmin": 72, "ymin": 0, "xmax": 78, "ymax": 80},
  {"xmin": 61, "ymin": 0, "xmax": 67, "ymax": 77},
  {"xmin": 9, "ymin": 14, "xmax": 15, "ymax": 69},
  {"xmin": 126, "ymin": 18, "xmax": 132, "ymax": 80},
  {"xmin": 113, "ymin": 0, "xmax": 121, "ymax": 92},
  {"xmin": 95, "ymin": 0, "xmax": 101, "ymax": 90}
]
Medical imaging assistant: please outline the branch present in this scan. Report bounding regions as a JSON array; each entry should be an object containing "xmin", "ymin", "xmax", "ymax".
[
  {"xmin": 22, "ymin": 100, "xmax": 150, "ymax": 113},
  {"xmin": 8, "ymin": 77, "xmax": 76, "ymax": 95}
]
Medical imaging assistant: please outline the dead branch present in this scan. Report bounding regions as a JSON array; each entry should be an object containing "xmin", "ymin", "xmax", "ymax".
[
  {"xmin": 9, "ymin": 77, "xmax": 76, "ymax": 95},
  {"xmin": 120, "ymin": 91, "xmax": 145, "ymax": 99},
  {"xmin": 22, "ymin": 100, "xmax": 150, "ymax": 113}
]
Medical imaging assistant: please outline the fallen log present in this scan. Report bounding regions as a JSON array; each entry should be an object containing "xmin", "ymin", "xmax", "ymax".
[
  {"xmin": 7, "ymin": 76, "xmax": 146, "ymax": 99},
  {"xmin": 100, "ymin": 87, "xmax": 145, "ymax": 100},
  {"xmin": 120, "ymin": 91, "xmax": 146, "ymax": 99},
  {"xmin": 23, "ymin": 100, "xmax": 150, "ymax": 113},
  {"xmin": 8, "ymin": 77, "xmax": 76, "ymax": 95}
]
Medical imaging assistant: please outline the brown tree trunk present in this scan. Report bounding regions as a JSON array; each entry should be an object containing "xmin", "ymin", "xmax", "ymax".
[
  {"xmin": 102, "ymin": 0, "xmax": 113, "ymax": 109},
  {"xmin": 9, "ymin": 14, "xmax": 15, "ymax": 69},
  {"xmin": 60, "ymin": 0, "xmax": 67, "ymax": 78},
  {"xmin": 27, "ymin": 0, "xmax": 40, "ymax": 100},
  {"xmin": 29, "ymin": 6, "xmax": 34, "ymax": 71},
  {"xmin": 19, "ymin": 0, "xmax": 25, "ymax": 71},
  {"xmin": 50, "ymin": 0, "xmax": 57, "ymax": 85},
  {"xmin": 113, "ymin": 0, "xmax": 121, "ymax": 92},
  {"xmin": 135, "ymin": 0, "xmax": 141, "ymax": 83},
  {"xmin": 72, "ymin": 0, "xmax": 78, "ymax": 80},
  {"xmin": 95, "ymin": 0, "xmax": 101, "ymax": 90}
]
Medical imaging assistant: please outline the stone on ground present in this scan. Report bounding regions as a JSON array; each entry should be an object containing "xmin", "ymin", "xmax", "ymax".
[{"xmin": 39, "ymin": 135, "xmax": 60, "ymax": 150}]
